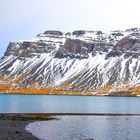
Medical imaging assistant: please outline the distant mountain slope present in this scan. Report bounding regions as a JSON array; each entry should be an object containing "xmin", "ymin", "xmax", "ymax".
[{"xmin": 1, "ymin": 28, "xmax": 140, "ymax": 96}]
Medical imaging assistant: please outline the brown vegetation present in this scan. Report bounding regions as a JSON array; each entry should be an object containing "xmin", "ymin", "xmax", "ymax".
[{"xmin": 0, "ymin": 75, "xmax": 140, "ymax": 96}]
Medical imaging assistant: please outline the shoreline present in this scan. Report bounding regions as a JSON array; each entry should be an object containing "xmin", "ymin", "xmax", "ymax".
[
  {"xmin": 0, "ymin": 92, "xmax": 139, "ymax": 97},
  {"xmin": 0, "ymin": 113, "xmax": 140, "ymax": 140},
  {"xmin": 0, "ymin": 113, "xmax": 55, "ymax": 140}
]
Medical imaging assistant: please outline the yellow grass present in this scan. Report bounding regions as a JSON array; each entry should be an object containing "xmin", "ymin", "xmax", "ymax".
[{"xmin": 0, "ymin": 74, "xmax": 140, "ymax": 96}]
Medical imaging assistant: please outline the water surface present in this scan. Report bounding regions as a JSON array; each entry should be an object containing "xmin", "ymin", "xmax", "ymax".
[
  {"xmin": 26, "ymin": 115, "xmax": 140, "ymax": 140},
  {"xmin": 0, "ymin": 94, "xmax": 140, "ymax": 113}
]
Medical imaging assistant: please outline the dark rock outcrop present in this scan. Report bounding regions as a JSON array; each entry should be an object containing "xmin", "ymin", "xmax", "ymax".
[
  {"xmin": 4, "ymin": 41, "xmax": 56, "ymax": 58},
  {"xmin": 113, "ymin": 34, "xmax": 139, "ymax": 52},
  {"xmin": 44, "ymin": 30, "xmax": 63, "ymax": 36},
  {"xmin": 125, "ymin": 28, "xmax": 140, "ymax": 32},
  {"xmin": 72, "ymin": 30, "xmax": 86, "ymax": 36},
  {"xmin": 55, "ymin": 38, "xmax": 94, "ymax": 59},
  {"xmin": 106, "ymin": 33, "xmax": 140, "ymax": 58},
  {"xmin": 64, "ymin": 38, "xmax": 90, "ymax": 54}
]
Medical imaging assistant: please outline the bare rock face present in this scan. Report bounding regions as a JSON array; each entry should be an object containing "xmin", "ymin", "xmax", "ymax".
[
  {"xmin": 106, "ymin": 33, "xmax": 140, "ymax": 58},
  {"xmin": 55, "ymin": 38, "xmax": 94, "ymax": 59},
  {"xmin": 4, "ymin": 41, "xmax": 56, "ymax": 58},
  {"xmin": 125, "ymin": 28, "xmax": 140, "ymax": 32},
  {"xmin": 44, "ymin": 30, "xmax": 63, "ymax": 36},
  {"xmin": 64, "ymin": 38, "xmax": 84, "ymax": 53},
  {"xmin": 72, "ymin": 30, "xmax": 86, "ymax": 36},
  {"xmin": 113, "ymin": 33, "xmax": 140, "ymax": 51},
  {"xmin": 63, "ymin": 38, "xmax": 93, "ymax": 54}
]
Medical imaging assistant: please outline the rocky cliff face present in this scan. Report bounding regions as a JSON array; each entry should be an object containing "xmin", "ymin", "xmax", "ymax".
[{"xmin": 1, "ymin": 28, "xmax": 140, "ymax": 95}]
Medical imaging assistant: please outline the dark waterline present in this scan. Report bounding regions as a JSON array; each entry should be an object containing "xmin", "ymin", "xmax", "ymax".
[{"xmin": 0, "ymin": 94, "xmax": 140, "ymax": 113}]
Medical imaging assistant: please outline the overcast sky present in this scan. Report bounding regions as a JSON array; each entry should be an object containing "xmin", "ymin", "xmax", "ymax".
[{"xmin": 0, "ymin": 0, "xmax": 140, "ymax": 57}]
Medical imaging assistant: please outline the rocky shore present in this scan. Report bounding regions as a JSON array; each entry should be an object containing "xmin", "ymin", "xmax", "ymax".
[
  {"xmin": 0, "ymin": 114, "xmax": 54, "ymax": 140},
  {"xmin": 0, "ymin": 113, "xmax": 140, "ymax": 140}
]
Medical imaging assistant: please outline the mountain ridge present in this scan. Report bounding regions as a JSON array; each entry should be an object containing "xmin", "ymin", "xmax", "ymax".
[{"xmin": 1, "ymin": 28, "xmax": 140, "ymax": 96}]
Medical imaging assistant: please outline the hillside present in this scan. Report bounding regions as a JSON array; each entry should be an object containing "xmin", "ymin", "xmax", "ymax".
[{"xmin": 1, "ymin": 28, "xmax": 140, "ymax": 96}]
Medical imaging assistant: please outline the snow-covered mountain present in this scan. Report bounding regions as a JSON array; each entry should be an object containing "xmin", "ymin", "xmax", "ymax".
[{"xmin": 1, "ymin": 28, "xmax": 140, "ymax": 95}]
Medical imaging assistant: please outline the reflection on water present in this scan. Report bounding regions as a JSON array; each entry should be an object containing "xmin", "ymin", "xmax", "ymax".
[
  {"xmin": 26, "ymin": 116, "xmax": 140, "ymax": 140},
  {"xmin": 0, "ymin": 94, "xmax": 140, "ymax": 113}
]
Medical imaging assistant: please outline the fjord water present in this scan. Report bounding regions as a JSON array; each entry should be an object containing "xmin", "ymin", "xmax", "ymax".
[
  {"xmin": 1, "ymin": 94, "xmax": 140, "ymax": 140},
  {"xmin": 26, "ymin": 115, "xmax": 140, "ymax": 140},
  {"xmin": 0, "ymin": 94, "xmax": 140, "ymax": 113}
]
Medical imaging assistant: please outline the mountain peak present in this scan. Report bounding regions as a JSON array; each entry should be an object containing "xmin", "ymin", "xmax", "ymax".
[{"xmin": 1, "ymin": 28, "xmax": 140, "ymax": 95}]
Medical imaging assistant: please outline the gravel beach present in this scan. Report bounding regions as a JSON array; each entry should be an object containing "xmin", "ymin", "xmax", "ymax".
[
  {"xmin": 0, "ymin": 113, "xmax": 140, "ymax": 140},
  {"xmin": 0, "ymin": 119, "xmax": 38, "ymax": 140},
  {"xmin": 0, "ymin": 114, "xmax": 54, "ymax": 140}
]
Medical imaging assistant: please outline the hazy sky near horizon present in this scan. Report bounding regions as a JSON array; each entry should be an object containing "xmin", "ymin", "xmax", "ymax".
[{"xmin": 0, "ymin": 0, "xmax": 140, "ymax": 57}]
